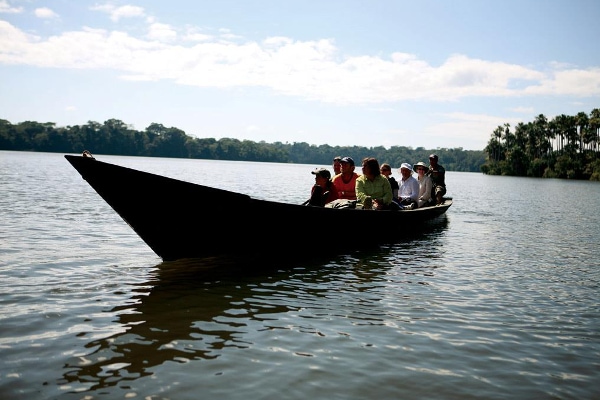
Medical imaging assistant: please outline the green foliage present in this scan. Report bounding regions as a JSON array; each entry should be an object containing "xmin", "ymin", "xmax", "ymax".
[
  {"xmin": 588, "ymin": 160, "xmax": 600, "ymax": 181},
  {"xmin": 482, "ymin": 108, "xmax": 600, "ymax": 180},
  {"xmin": 0, "ymin": 118, "xmax": 486, "ymax": 172}
]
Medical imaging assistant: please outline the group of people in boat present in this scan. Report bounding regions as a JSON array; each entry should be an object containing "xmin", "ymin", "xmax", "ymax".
[{"xmin": 308, "ymin": 154, "xmax": 446, "ymax": 210}]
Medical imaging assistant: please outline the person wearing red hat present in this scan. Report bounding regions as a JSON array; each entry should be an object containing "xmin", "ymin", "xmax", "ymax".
[{"xmin": 427, "ymin": 154, "xmax": 446, "ymax": 205}]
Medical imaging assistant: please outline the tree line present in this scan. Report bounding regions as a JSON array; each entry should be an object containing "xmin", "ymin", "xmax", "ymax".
[
  {"xmin": 0, "ymin": 118, "xmax": 484, "ymax": 172},
  {"xmin": 482, "ymin": 108, "xmax": 600, "ymax": 180}
]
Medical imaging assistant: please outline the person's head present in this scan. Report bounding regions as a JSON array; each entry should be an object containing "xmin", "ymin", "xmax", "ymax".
[
  {"xmin": 399, "ymin": 162, "xmax": 413, "ymax": 179},
  {"xmin": 361, "ymin": 157, "xmax": 381, "ymax": 179},
  {"xmin": 413, "ymin": 161, "xmax": 428, "ymax": 176},
  {"xmin": 333, "ymin": 156, "xmax": 342, "ymax": 174},
  {"xmin": 311, "ymin": 167, "xmax": 331, "ymax": 186},
  {"xmin": 380, "ymin": 163, "xmax": 392, "ymax": 177},
  {"xmin": 339, "ymin": 156, "xmax": 355, "ymax": 173},
  {"xmin": 429, "ymin": 154, "xmax": 439, "ymax": 166}
]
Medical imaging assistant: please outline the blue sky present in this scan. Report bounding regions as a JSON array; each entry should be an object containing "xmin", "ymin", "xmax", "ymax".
[{"xmin": 1, "ymin": 0, "xmax": 599, "ymax": 151}]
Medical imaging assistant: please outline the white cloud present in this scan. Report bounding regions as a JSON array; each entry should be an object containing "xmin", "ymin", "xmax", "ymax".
[
  {"xmin": 0, "ymin": 0, "xmax": 22, "ymax": 14},
  {"xmin": 1, "ymin": 21, "xmax": 599, "ymax": 105},
  {"xmin": 183, "ymin": 28, "xmax": 213, "ymax": 43},
  {"xmin": 525, "ymin": 67, "xmax": 600, "ymax": 97},
  {"xmin": 111, "ymin": 5, "xmax": 145, "ymax": 21},
  {"xmin": 34, "ymin": 7, "xmax": 58, "ymax": 19},
  {"xmin": 91, "ymin": 4, "xmax": 145, "ymax": 22},
  {"xmin": 146, "ymin": 23, "xmax": 176, "ymax": 41}
]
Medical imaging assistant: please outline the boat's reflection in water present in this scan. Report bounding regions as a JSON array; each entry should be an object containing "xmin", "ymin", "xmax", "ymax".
[{"xmin": 59, "ymin": 216, "xmax": 449, "ymax": 393}]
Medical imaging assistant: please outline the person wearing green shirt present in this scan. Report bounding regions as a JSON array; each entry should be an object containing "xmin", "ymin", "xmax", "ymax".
[{"xmin": 356, "ymin": 157, "xmax": 393, "ymax": 210}]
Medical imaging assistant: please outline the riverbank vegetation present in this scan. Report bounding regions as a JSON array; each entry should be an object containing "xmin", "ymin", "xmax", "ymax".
[{"xmin": 0, "ymin": 118, "xmax": 483, "ymax": 172}]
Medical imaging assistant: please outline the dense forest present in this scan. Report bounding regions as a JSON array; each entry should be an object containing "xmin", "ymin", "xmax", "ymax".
[
  {"xmin": 0, "ymin": 118, "xmax": 484, "ymax": 172},
  {"xmin": 482, "ymin": 109, "xmax": 600, "ymax": 180}
]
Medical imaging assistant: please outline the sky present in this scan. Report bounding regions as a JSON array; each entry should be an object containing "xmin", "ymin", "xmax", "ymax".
[{"xmin": 1, "ymin": 0, "xmax": 599, "ymax": 151}]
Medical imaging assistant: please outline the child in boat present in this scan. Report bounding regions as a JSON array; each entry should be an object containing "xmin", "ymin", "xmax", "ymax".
[{"xmin": 308, "ymin": 167, "xmax": 339, "ymax": 206}]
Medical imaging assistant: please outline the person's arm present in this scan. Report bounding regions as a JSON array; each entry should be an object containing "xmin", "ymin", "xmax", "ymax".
[
  {"xmin": 420, "ymin": 176, "xmax": 433, "ymax": 202},
  {"xmin": 438, "ymin": 166, "xmax": 446, "ymax": 186},
  {"xmin": 409, "ymin": 179, "xmax": 420, "ymax": 202},
  {"xmin": 381, "ymin": 178, "xmax": 392, "ymax": 204},
  {"xmin": 326, "ymin": 182, "xmax": 339, "ymax": 202},
  {"xmin": 308, "ymin": 185, "xmax": 324, "ymax": 206}
]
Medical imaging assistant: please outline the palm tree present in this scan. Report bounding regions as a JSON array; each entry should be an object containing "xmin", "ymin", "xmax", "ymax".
[
  {"xmin": 486, "ymin": 125, "xmax": 505, "ymax": 162},
  {"xmin": 575, "ymin": 112, "xmax": 589, "ymax": 152},
  {"xmin": 532, "ymin": 114, "xmax": 551, "ymax": 158},
  {"xmin": 587, "ymin": 108, "xmax": 600, "ymax": 156}
]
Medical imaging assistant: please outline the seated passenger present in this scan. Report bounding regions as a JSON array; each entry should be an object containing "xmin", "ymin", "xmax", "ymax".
[
  {"xmin": 332, "ymin": 156, "xmax": 342, "ymax": 176},
  {"xmin": 413, "ymin": 161, "xmax": 433, "ymax": 208},
  {"xmin": 332, "ymin": 156, "xmax": 360, "ymax": 200},
  {"xmin": 356, "ymin": 157, "xmax": 393, "ymax": 210},
  {"xmin": 380, "ymin": 163, "xmax": 399, "ymax": 202},
  {"xmin": 308, "ymin": 167, "xmax": 339, "ymax": 207},
  {"xmin": 397, "ymin": 163, "xmax": 419, "ymax": 209}
]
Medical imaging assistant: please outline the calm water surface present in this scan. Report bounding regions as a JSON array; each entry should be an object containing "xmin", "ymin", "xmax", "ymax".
[{"xmin": 1, "ymin": 151, "xmax": 599, "ymax": 400}]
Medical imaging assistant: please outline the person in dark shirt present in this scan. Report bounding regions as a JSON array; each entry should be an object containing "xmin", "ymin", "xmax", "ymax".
[
  {"xmin": 426, "ymin": 154, "xmax": 446, "ymax": 205},
  {"xmin": 308, "ymin": 167, "xmax": 339, "ymax": 206},
  {"xmin": 380, "ymin": 163, "xmax": 399, "ymax": 202}
]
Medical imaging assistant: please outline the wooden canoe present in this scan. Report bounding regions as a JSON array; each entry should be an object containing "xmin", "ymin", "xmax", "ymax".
[{"xmin": 65, "ymin": 153, "xmax": 452, "ymax": 261}]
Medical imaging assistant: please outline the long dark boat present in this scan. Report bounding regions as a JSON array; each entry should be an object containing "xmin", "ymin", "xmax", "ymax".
[{"xmin": 65, "ymin": 152, "xmax": 452, "ymax": 261}]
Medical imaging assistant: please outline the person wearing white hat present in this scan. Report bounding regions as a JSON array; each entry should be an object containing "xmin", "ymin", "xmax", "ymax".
[
  {"xmin": 413, "ymin": 161, "xmax": 433, "ymax": 208},
  {"xmin": 397, "ymin": 162, "xmax": 419, "ymax": 210}
]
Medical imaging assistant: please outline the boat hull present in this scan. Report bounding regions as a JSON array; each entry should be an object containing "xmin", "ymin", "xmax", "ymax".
[{"xmin": 65, "ymin": 155, "xmax": 452, "ymax": 261}]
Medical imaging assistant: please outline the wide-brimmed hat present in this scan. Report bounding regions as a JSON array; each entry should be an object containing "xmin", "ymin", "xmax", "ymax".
[
  {"xmin": 413, "ymin": 161, "xmax": 428, "ymax": 172},
  {"xmin": 311, "ymin": 167, "xmax": 331, "ymax": 179}
]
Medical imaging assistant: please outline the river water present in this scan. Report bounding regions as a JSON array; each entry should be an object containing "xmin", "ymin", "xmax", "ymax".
[{"xmin": 1, "ymin": 151, "xmax": 599, "ymax": 400}]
